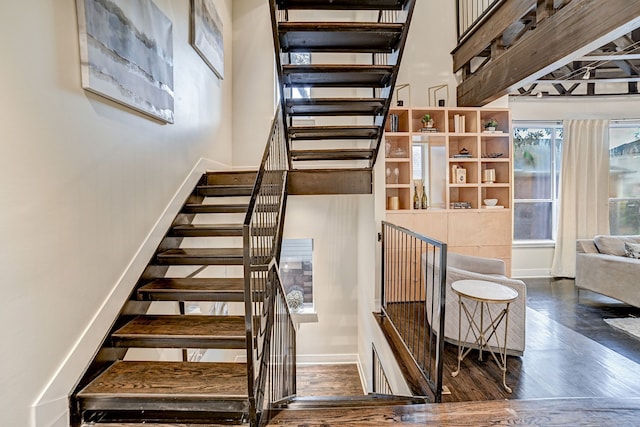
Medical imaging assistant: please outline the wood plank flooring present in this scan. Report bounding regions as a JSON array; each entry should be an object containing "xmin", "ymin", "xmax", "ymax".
[{"xmin": 296, "ymin": 364, "xmax": 364, "ymax": 397}]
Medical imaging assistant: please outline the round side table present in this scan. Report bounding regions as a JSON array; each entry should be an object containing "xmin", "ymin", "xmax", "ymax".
[{"xmin": 450, "ymin": 279, "xmax": 518, "ymax": 393}]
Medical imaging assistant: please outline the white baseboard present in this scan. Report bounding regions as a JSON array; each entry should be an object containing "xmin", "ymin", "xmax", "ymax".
[
  {"xmin": 31, "ymin": 158, "xmax": 229, "ymax": 427},
  {"xmin": 512, "ymin": 268, "xmax": 552, "ymax": 278},
  {"xmin": 296, "ymin": 353, "xmax": 360, "ymax": 365}
]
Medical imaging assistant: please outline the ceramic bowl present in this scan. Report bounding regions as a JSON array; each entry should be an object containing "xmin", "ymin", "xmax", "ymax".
[{"xmin": 483, "ymin": 198, "xmax": 498, "ymax": 206}]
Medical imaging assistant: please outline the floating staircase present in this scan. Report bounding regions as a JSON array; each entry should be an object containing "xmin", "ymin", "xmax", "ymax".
[
  {"xmin": 70, "ymin": 0, "xmax": 418, "ymax": 424},
  {"xmin": 71, "ymin": 171, "xmax": 260, "ymax": 426},
  {"xmin": 272, "ymin": 0, "xmax": 415, "ymax": 178}
]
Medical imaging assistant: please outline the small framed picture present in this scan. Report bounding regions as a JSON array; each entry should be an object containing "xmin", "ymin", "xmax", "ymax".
[{"xmin": 455, "ymin": 168, "xmax": 467, "ymax": 184}]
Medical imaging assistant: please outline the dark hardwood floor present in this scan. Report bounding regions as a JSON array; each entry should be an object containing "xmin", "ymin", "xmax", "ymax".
[{"xmin": 441, "ymin": 277, "xmax": 640, "ymax": 402}]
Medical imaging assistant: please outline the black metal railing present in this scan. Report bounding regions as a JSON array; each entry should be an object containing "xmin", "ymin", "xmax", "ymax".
[
  {"xmin": 380, "ymin": 221, "xmax": 447, "ymax": 402},
  {"xmin": 258, "ymin": 261, "xmax": 296, "ymax": 424},
  {"xmin": 243, "ymin": 104, "xmax": 293, "ymax": 426},
  {"xmin": 456, "ymin": 0, "xmax": 504, "ymax": 43},
  {"xmin": 372, "ymin": 344, "xmax": 393, "ymax": 395}
]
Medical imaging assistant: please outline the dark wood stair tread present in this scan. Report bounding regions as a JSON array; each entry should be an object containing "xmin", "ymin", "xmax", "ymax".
[
  {"xmin": 279, "ymin": 22, "xmax": 403, "ymax": 52},
  {"xmin": 291, "ymin": 149, "xmax": 375, "ymax": 161},
  {"xmin": 205, "ymin": 170, "xmax": 257, "ymax": 185},
  {"xmin": 77, "ymin": 360, "xmax": 248, "ymax": 409},
  {"xmin": 138, "ymin": 278, "xmax": 245, "ymax": 301},
  {"xmin": 170, "ymin": 223, "xmax": 243, "ymax": 237},
  {"xmin": 286, "ymin": 98, "xmax": 385, "ymax": 116},
  {"xmin": 182, "ymin": 203, "xmax": 249, "ymax": 214},
  {"xmin": 112, "ymin": 315, "xmax": 246, "ymax": 349},
  {"xmin": 283, "ymin": 64, "xmax": 393, "ymax": 87},
  {"xmin": 197, "ymin": 184, "xmax": 254, "ymax": 197},
  {"xmin": 289, "ymin": 125, "xmax": 380, "ymax": 140},
  {"xmin": 276, "ymin": 0, "xmax": 407, "ymax": 10},
  {"xmin": 156, "ymin": 248, "xmax": 244, "ymax": 265}
]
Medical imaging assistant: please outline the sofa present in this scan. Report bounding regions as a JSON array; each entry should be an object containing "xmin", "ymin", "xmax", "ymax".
[
  {"xmin": 575, "ymin": 235, "xmax": 640, "ymax": 308},
  {"xmin": 424, "ymin": 252, "xmax": 527, "ymax": 356}
]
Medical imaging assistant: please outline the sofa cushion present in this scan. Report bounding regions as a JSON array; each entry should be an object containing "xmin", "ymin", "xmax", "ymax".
[
  {"xmin": 594, "ymin": 235, "xmax": 640, "ymax": 257},
  {"xmin": 625, "ymin": 242, "xmax": 640, "ymax": 259}
]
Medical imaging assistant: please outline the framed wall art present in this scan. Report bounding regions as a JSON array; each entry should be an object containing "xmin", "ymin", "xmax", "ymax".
[
  {"xmin": 190, "ymin": 0, "xmax": 224, "ymax": 79},
  {"xmin": 76, "ymin": 0, "xmax": 174, "ymax": 123}
]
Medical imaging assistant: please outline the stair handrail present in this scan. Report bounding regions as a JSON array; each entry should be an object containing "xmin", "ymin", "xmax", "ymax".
[
  {"xmin": 243, "ymin": 103, "xmax": 293, "ymax": 426},
  {"xmin": 380, "ymin": 221, "xmax": 447, "ymax": 402},
  {"xmin": 269, "ymin": 0, "xmax": 293, "ymax": 170}
]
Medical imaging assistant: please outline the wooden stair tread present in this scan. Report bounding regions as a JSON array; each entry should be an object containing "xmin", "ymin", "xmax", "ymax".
[
  {"xmin": 77, "ymin": 360, "xmax": 248, "ymax": 402},
  {"xmin": 197, "ymin": 184, "xmax": 254, "ymax": 197},
  {"xmin": 170, "ymin": 223, "xmax": 243, "ymax": 237},
  {"xmin": 279, "ymin": 22, "xmax": 403, "ymax": 53},
  {"xmin": 138, "ymin": 278, "xmax": 245, "ymax": 302},
  {"xmin": 276, "ymin": 0, "xmax": 407, "ymax": 10},
  {"xmin": 291, "ymin": 149, "xmax": 375, "ymax": 161},
  {"xmin": 156, "ymin": 248, "xmax": 244, "ymax": 265},
  {"xmin": 205, "ymin": 170, "xmax": 257, "ymax": 185},
  {"xmin": 285, "ymin": 98, "xmax": 386, "ymax": 116},
  {"xmin": 289, "ymin": 125, "xmax": 380, "ymax": 140},
  {"xmin": 283, "ymin": 64, "xmax": 393, "ymax": 87},
  {"xmin": 112, "ymin": 315, "xmax": 246, "ymax": 349},
  {"xmin": 182, "ymin": 203, "xmax": 249, "ymax": 214}
]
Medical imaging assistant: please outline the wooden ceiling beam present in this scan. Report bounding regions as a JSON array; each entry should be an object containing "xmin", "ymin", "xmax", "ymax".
[
  {"xmin": 457, "ymin": 0, "xmax": 640, "ymax": 106},
  {"xmin": 452, "ymin": 0, "xmax": 536, "ymax": 73}
]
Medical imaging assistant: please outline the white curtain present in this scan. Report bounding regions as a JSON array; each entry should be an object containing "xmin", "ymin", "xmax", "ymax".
[{"xmin": 551, "ymin": 119, "xmax": 610, "ymax": 278}]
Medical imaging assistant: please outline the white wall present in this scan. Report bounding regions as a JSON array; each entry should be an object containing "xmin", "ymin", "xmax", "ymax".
[
  {"xmin": 232, "ymin": 0, "xmax": 276, "ymax": 168},
  {"xmin": 283, "ymin": 196, "xmax": 361, "ymax": 360},
  {"xmin": 0, "ymin": 0, "xmax": 233, "ymax": 425}
]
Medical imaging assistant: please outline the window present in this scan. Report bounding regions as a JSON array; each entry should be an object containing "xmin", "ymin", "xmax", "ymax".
[
  {"xmin": 512, "ymin": 123, "xmax": 562, "ymax": 241},
  {"xmin": 290, "ymin": 53, "xmax": 310, "ymax": 99},
  {"xmin": 609, "ymin": 124, "xmax": 640, "ymax": 235},
  {"xmin": 279, "ymin": 238, "xmax": 313, "ymax": 310}
]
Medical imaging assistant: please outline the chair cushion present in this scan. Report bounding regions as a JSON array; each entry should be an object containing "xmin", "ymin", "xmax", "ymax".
[{"xmin": 594, "ymin": 235, "xmax": 640, "ymax": 257}]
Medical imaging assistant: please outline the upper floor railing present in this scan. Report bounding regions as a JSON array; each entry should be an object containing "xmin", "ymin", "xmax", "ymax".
[
  {"xmin": 457, "ymin": 0, "xmax": 504, "ymax": 43},
  {"xmin": 243, "ymin": 104, "xmax": 294, "ymax": 426},
  {"xmin": 380, "ymin": 221, "xmax": 447, "ymax": 402}
]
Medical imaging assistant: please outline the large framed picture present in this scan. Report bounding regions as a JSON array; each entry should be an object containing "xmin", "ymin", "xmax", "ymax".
[
  {"xmin": 190, "ymin": 0, "xmax": 224, "ymax": 79},
  {"xmin": 76, "ymin": 0, "xmax": 174, "ymax": 123}
]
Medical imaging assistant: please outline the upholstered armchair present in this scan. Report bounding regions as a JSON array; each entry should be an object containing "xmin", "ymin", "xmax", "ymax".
[{"xmin": 424, "ymin": 252, "xmax": 527, "ymax": 356}]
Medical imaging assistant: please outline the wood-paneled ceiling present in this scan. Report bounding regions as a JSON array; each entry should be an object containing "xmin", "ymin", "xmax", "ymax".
[{"xmin": 453, "ymin": 0, "xmax": 640, "ymax": 106}]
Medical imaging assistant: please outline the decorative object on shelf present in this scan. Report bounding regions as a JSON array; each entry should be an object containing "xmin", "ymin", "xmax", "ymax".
[
  {"xmin": 388, "ymin": 196, "xmax": 400, "ymax": 210},
  {"xmin": 395, "ymin": 83, "xmax": 411, "ymax": 106},
  {"xmin": 421, "ymin": 113, "xmax": 435, "ymax": 131},
  {"xmin": 484, "ymin": 118, "xmax": 498, "ymax": 131},
  {"xmin": 450, "ymin": 201, "xmax": 472, "ymax": 209},
  {"xmin": 482, "ymin": 152, "xmax": 504, "ymax": 158},
  {"xmin": 483, "ymin": 198, "xmax": 498, "ymax": 206},
  {"xmin": 385, "ymin": 142, "xmax": 391, "ymax": 157},
  {"xmin": 389, "ymin": 114, "xmax": 399, "ymax": 132},
  {"xmin": 76, "ymin": 0, "xmax": 175, "ymax": 123},
  {"xmin": 428, "ymin": 83, "xmax": 449, "ymax": 107},
  {"xmin": 421, "ymin": 184, "xmax": 428, "ymax": 209},
  {"xmin": 191, "ymin": 0, "xmax": 225, "ymax": 79},
  {"xmin": 391, "ymin": 147, "xmax": 407, "ymax": 158},
  {"xmin": 286, "ymin": 289, "xmax": 304, "ymax": 312},
  {"xmin": 386, "ymin": 167, "xmax": 391, "ymax": 183},
  {"xmin": 483, "ymin": 168, "xmax": 496, "ymax": 184},
  {"xmin": 413, "ymin": 182, "xmax": 420, "ymax": 209},
  {"xmin": 393, "ymin": 167, "xmax": 400, "ymax": 184},
  {"xmin": 453, "ymin": 147, "xmax": 472, "ymax": 158},
  {"xmin": 451, "ymin": 165, "xmax": 466, "ymax": 184}
]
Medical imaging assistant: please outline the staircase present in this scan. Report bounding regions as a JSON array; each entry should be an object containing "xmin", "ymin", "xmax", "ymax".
[
  {"xmin": 70, "ymin": 171, "xmax": 264, "ymax": 426},
  {"xmin": 272, "ymin": 0, "xmax": 416, "ymax": 175},
  {"xmin": 70, "ymin": 1, "xmax": 417, "ymax": 425}
]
